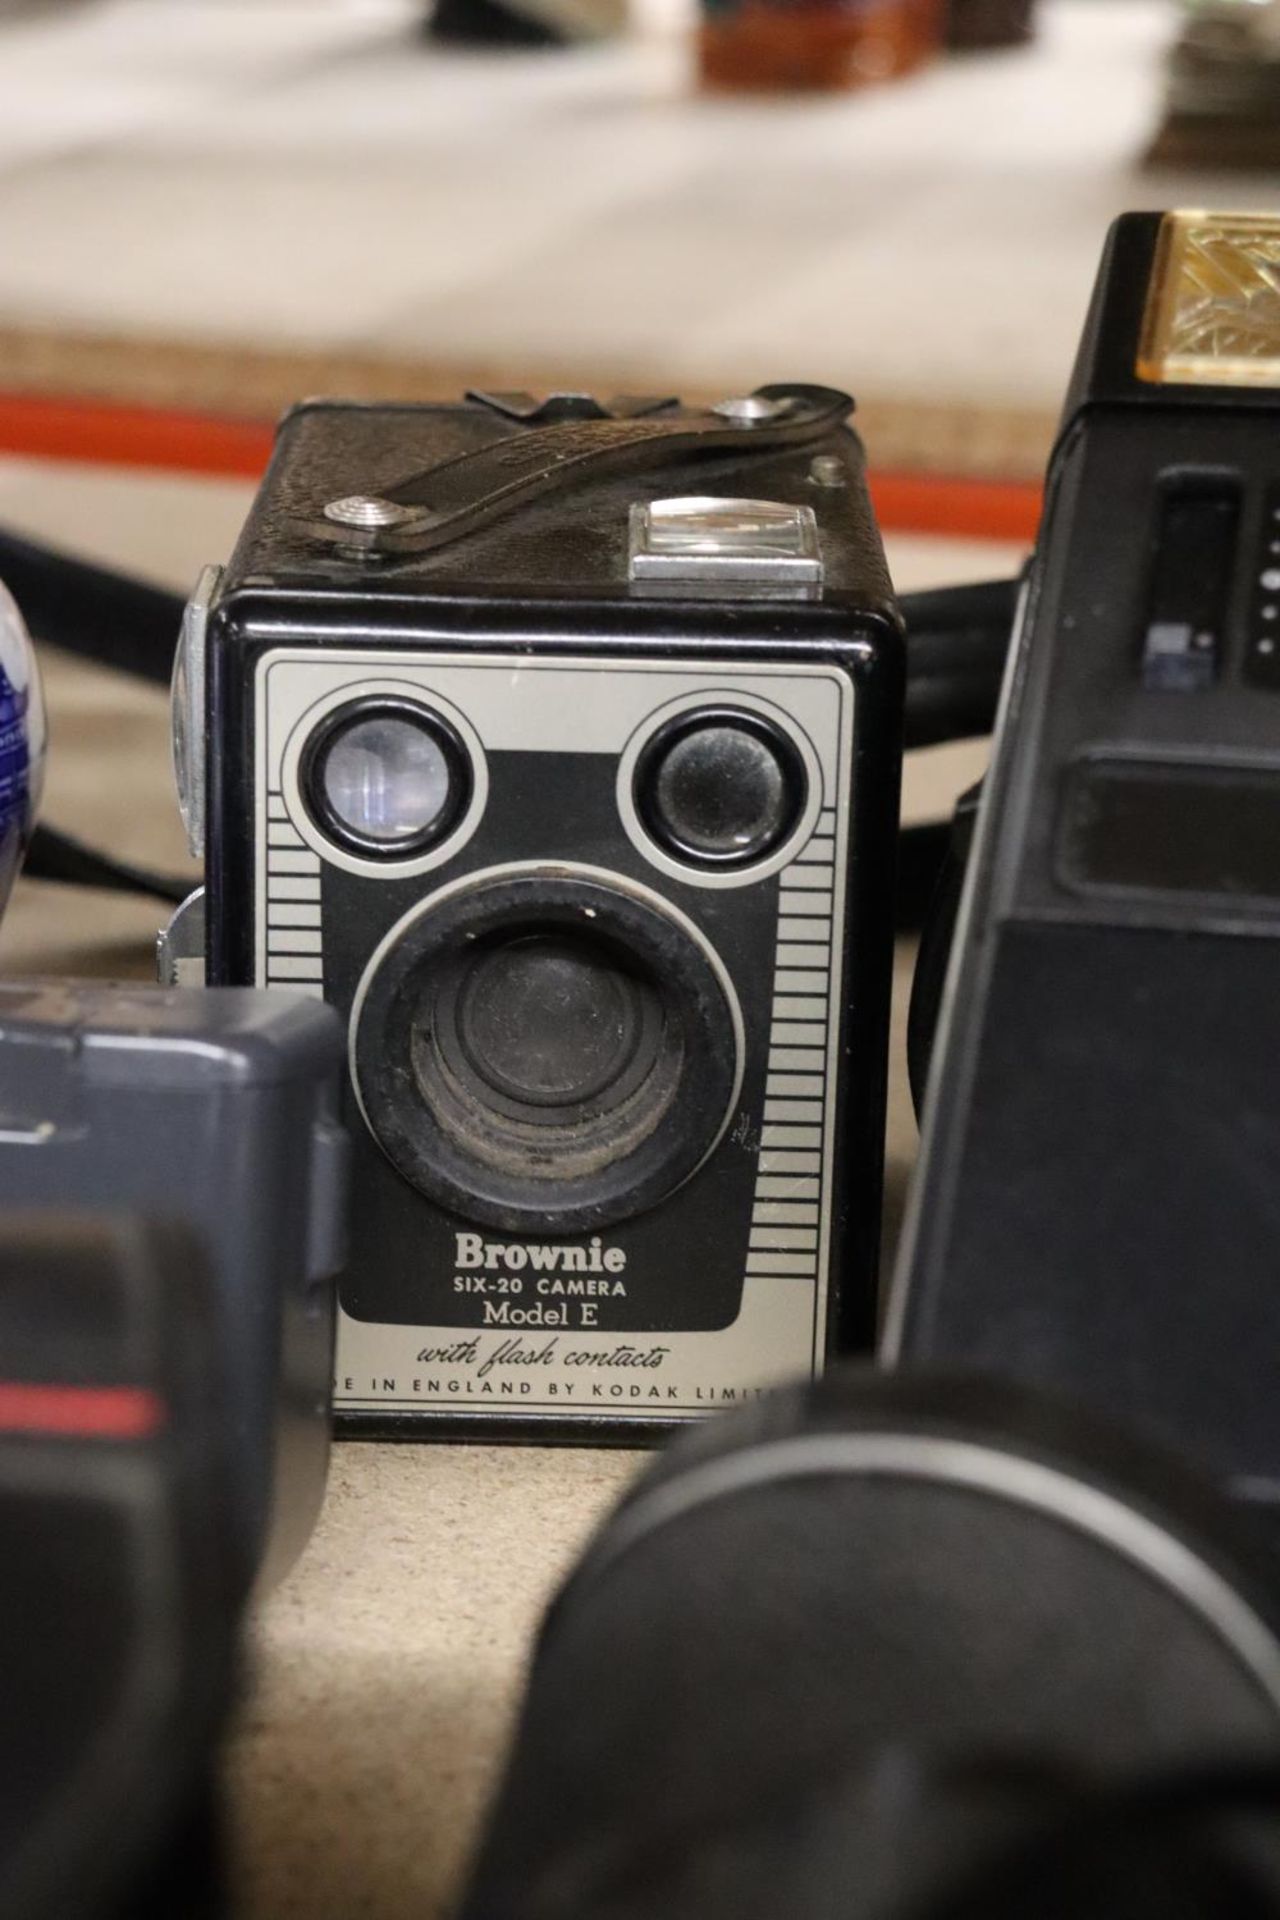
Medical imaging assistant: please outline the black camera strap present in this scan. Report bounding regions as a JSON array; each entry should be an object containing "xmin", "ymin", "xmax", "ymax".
[
  {"xmin": 25, "ymin": 824, "xmax": 192, "ymax": 904},
  {"xmin": 0, "ymin": 526, "xmax": 199, "ymax": 904},
  {"xmin": 0, "ymin": 525, "xmax": 187, "ymax": 686},
  {"xmin": 0, "ymin": 524, "xmax": 1014, "ymax": 925}
]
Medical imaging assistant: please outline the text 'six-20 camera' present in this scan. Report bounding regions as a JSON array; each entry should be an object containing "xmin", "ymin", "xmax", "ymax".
[{"xmin": 175, "ymin": 384, "xmax": 903, "ymax": 1437}]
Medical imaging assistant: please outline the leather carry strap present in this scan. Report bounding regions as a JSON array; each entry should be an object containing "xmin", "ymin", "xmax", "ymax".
[
  {"xmin": 300, "ymin": 384, "xmax": 855, "ymax": 557},
  {"xmin": 0, "ymin": 521, "xmax": 1013, "ymax": 918},
  {"xmin": 25, "ymin": 824, "xmax": 193, "ymax": 904}
]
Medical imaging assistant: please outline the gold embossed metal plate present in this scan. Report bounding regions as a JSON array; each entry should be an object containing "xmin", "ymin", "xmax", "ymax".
[{"xmin": 1140, "ymin": 212, "xmax": 1280, "ymax": 387}]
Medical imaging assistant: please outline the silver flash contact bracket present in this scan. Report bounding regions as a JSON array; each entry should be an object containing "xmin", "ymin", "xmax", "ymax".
[{"xmin": 628, "ymin": 496, "xmax": 824, "ymax": 592}]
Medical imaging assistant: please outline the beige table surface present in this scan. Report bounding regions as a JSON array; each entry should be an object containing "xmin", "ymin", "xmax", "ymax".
[{"xmin": 0, "ymin": 457, "xmax": 1010, "ymax": 1915}]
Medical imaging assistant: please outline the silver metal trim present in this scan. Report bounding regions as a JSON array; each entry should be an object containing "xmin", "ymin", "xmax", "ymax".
[
  {"xmin": 156, "ymin": 886, "xmax": 206, "ymax": 988},
  {"xmin": 808, "ymin": 454, "xmax": 846, "ymax": 490},
  {"xmin": 711, "ymin": 396, "xmax": 795, "ymax": 427},
  {"xmin": 584, "ymin": 1431, "xmax": 1280, "ymax": 1713},
  {"xmin": 323, "ymin": 495, "xmax": 416, "ymax": 531},
  {"xmin": 171, "ymin": 564, "xmax": 221, "ymax": 863}
]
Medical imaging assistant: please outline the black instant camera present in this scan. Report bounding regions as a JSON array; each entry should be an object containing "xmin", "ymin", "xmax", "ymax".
[
  {"xmin": 889, "ymin": 212, "xmax": 1280, "ymax": 1518},
  {"xmin": 180, "ymin": 385, "xmax": 903, "ymax": 1438}
]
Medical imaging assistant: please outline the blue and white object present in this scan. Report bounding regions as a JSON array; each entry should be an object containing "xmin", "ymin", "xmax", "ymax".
[{"xmin": 0, "ymin": 578, "xmax": 44, "ymax": 919}]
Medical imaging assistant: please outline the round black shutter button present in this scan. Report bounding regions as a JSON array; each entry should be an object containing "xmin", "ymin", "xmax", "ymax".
[{"xmin": 636, "ymin": 709, "xmax": 807, "ymax": 868}]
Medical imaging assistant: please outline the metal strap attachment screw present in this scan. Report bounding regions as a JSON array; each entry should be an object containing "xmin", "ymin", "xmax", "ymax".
[
  {"xmin": 323, "ymin": 496, "xmax": 416, "ymax": 530},
  {"xmin": 711, "ymin": 395, "xmax": 796, "ymax": 427}
]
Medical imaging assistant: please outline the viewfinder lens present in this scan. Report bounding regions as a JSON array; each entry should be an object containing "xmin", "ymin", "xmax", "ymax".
[
  {"xmin": 304, "ymin": 701, "xmax": 470, "ymax": 857},
  {"xmin": 636, "ymin": 710, "xmax": 806, "ymax": 868}
]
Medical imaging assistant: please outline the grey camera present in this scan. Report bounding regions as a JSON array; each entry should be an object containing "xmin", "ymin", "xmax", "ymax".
[{"xmin": 0, "ymin": 982, "xmax": 348, "ymax": 1586}]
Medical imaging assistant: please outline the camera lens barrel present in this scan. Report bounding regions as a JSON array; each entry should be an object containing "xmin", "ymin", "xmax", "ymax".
[
  {"xmin": 461, "ymin": 1369, "xmax": 1280, "ymax": 1920},
  {"xmin": 351, "ymin": 865, "xmax": 744, "ymax": 1235}
]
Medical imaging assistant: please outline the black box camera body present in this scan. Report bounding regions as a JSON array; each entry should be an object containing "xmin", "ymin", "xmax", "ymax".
[
  {"xmin": 186, "ymin": 386, "xmax": 903, "ymax": 1438},
  {"xmin": 889, "ymin": 212, "xmax": 1280, "ymax": 1513}
]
